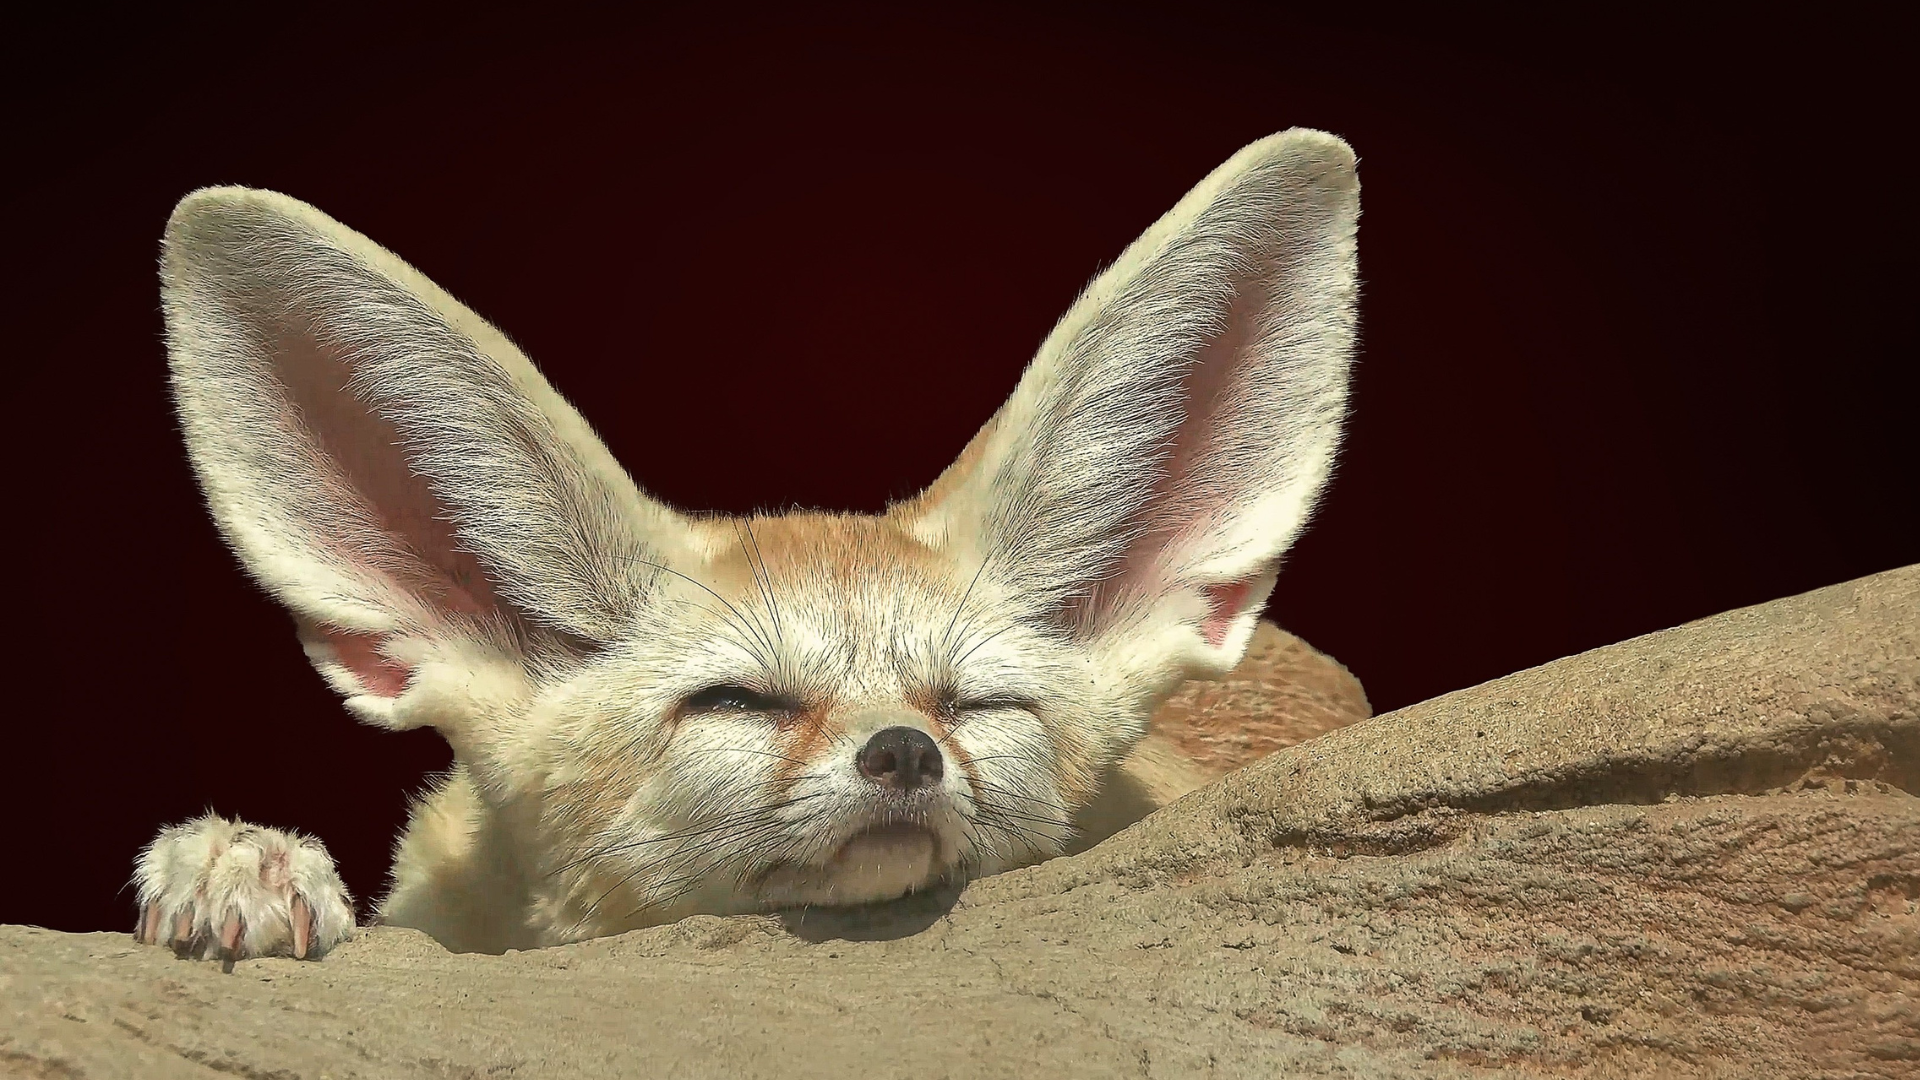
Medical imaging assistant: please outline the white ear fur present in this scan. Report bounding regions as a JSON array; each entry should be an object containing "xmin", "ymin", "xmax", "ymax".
[
  {"xmin": 901, "ymin": 129, "xmax": 1359, "ymax": 691},
  {"xmin": 161, "ymin": 187, "xmax": 690, "ymax": 729}
]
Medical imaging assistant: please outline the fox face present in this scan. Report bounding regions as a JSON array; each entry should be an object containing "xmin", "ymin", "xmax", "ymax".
[
  {"xmin": 533, "ymin": 515, "xmax": 1117, "ymax": 924},
  {"xmin": 152, "ymin": 129, "xmax": 1359, "ymax": 952}
]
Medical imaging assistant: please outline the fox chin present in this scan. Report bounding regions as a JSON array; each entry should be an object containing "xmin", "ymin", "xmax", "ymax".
[{"xmin": 132, "ymin": 128, "xmax": 1360, "ymax": 959}]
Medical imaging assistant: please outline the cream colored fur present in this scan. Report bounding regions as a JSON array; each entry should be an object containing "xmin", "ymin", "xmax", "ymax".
[{"xmin": 132, "ymin": 129, "xmax": 1360, "ymax": 958}]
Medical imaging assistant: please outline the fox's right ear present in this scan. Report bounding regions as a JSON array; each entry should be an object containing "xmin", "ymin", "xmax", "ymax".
[{"xmin": 161, "ymin": 188, "xmax": 695, "ymax": 733}]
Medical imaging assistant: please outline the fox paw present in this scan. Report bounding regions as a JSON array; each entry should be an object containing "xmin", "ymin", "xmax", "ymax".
[{"xmin": 133, "ymin": 813, "xmax": 355, "ymax": 966}]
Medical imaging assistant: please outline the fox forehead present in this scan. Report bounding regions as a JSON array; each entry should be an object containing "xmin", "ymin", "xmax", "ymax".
[
  {"xmin": 637, "ymin": 510, "xmax": 1057, "ymax": 704},
  {"xmin": 692, "ymin": 511, "xmax": 958, "ymax": 596}
]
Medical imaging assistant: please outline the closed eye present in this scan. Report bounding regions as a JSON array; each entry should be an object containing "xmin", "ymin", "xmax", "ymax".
[
  {"xmin": 679, "ymin": 684, "xmax": 800, "ymax": 716},
  {"xmin": 952, "ymin": 695, "xmax": 1039, "ymax": 715}
]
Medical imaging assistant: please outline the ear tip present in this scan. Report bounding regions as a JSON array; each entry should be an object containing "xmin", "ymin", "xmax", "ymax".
[
  {"xmin": 164, "ymin": 186, "xmax": 322, "ymax": 246},
  {"xmin": 1241, "ymin": 128, "xmax": 1360, "ymax": 197},
  {"xmin": 161, "ymin": 187, "xmax": 340, "ymax": 291}
]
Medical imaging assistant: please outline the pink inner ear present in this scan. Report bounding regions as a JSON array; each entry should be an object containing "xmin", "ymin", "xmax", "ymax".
[
  {"xmin": 271, "ymin": 322, "xmax": 501, "ymax": 623},
  {"xmin": 1087, "ymin": 279, "xmax": 1277, "ymax": 631},
  {"xmin": 318, "ymin": 626, "xmax": 412, "ymax": 697},
  {"xmin": 1201, "ymin": 580, "xmax": 1254, "ymax": 648}
]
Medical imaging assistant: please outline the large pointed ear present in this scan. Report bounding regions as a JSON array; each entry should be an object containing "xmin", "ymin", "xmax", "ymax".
[
  {"xmin": 161, "ymin": 187, "xmax": 689, "ymax": 731},
  {"xmin": 896, "ymin": 129, "xmax": 1359, "ymax": 689}
]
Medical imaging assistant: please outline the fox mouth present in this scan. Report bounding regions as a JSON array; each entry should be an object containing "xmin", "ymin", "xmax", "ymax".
[
  {"xmin": 750, "ymin": 818, "xmax": 955, "ymax": 907},
  {"xmin": 831, "ymin": 822, "xmax": 937, "ymax": 864}
]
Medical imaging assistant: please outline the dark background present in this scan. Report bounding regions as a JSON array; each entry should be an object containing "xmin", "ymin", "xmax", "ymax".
[{"xmin": 7, "ymin": 7, "xmax": 1912, "ymax": 933}]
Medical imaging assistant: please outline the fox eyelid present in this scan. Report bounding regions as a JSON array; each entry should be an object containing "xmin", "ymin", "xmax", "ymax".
[
  {"xmin": 679, "ymin": 684, "xmax": 799, "ymax": 716},
  {"xmin": 951, "ymin": 695, "xmax": 1039, "ymax": 715}
]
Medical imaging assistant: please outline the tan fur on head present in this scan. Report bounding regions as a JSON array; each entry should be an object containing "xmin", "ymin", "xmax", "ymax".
[{"xmin": 144, "ymin": 129, "xmax": 1360, "ymax": 954}]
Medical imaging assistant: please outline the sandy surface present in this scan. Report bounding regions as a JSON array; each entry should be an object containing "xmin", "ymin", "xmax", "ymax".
[{"xmin": 5, "ymin": 565, "xmax": 1914, "ymax": 1079}]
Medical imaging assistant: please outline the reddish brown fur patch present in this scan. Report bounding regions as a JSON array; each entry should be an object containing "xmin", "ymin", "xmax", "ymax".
[
  {"xmin": 900, "ymin": 684, "xmax": 952, "ymax": 734},
  {"xmin": 939, "ymin": 729, "xmax": 986, "ymax": 805},
  {"xmin": 702, "ymin": 512, "xmax": 953, "ymax": 584},
  {"xmin": 771, "ymin": 704, "xmax": 843, "ymax": 795}
]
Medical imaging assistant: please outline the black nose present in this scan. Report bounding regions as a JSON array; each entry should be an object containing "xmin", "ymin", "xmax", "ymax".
[{"xmin": 857, "ymin": 727, "xmax": 944, "ymax": 790}]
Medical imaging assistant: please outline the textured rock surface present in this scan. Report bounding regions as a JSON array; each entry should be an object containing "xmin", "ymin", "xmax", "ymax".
[
  {"xmin": 1152, "ymin": 619, "xmax": 1373, "ymax": 775},
  {"xmin": 5, "ymin": 566, "xmax": 1915, "ymax": 1079},
  {"xmin": 1068, "ymin": 622, "xmax": 1372, "ymax": 852}
]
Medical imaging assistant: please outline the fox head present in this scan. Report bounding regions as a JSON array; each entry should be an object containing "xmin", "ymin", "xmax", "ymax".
[{"xmin": 160, "ymin": 129, "xmax": 1358, "ymax": 939}]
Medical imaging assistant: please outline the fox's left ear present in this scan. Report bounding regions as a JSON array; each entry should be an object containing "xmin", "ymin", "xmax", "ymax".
[{"xmin": 896, "ymin": 129, "xmax": 1359, "ymax": 691}]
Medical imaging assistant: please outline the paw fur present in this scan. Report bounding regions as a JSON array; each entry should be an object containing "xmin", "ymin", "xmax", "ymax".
[{"xmin": 133, "ymin": 813, "xmax": 355, "ymax": 966}]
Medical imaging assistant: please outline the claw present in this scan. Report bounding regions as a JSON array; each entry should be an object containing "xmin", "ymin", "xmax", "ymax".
[
  {"xmin": 291, "ymin": 895, "xmax": 312, "ymax": 959},
  {"xmin": 135, "ymin": 816, "xmax": 352, "ymax": 966},
  {"xmin": 218, "ymin": 911, "xmax": 244, "ymax": 974}
]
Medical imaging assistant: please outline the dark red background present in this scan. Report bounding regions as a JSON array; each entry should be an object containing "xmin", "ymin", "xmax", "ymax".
[{"xmin": 8, "ymin": 8, "xmax": 1912, "ymax": 933}]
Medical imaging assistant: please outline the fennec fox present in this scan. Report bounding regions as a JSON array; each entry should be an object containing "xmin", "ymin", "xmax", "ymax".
[{"xmin": 132, "ymin": 129, "xmax": 1359, "ymax": 961}]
